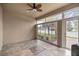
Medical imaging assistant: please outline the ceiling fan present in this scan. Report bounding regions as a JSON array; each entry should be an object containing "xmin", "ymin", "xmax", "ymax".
[{"xmin": 27, "ymin": 3, "xmax": 42, "ymax": 12}]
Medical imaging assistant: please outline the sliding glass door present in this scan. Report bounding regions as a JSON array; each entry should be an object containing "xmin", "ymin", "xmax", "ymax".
[
  {"xmin": 37, "ymin": 22, "xmax": 57, "ymax": 45},
  {"xmin": 65, "ymin": 18, "xmax": 79, "ymax": 49},
  {"xmin": 37, "ymin": 17, "xmax": 79, "ymax": 48},
  {"xmin": 46, "ymin": 22, "xmax": 57, "ymax": 45},
  {"xmin": 37, "ymin": 24, "xmax": 41, "ymax": 39}
]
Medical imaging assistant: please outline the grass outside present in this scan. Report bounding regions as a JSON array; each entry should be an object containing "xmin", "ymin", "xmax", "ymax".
[{"xmin": 37, "ymin": 32, "xmax": 56, "ymax": 41}]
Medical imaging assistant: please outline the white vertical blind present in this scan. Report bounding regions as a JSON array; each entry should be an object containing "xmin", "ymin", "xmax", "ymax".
[
  {"xmin": 37, "ymin": 7, "xmax": 79, "ymax": 24},
  {"xmin": 46, "ymin": 13, "xmax": 62, "ymax": 22},
  {"xmin": 37, "ymin": 19, "xmax": 45, "ymax": 24},
  {"xmin": 64, "ymin": 7, "xmax": 79, "ymax": 18}
]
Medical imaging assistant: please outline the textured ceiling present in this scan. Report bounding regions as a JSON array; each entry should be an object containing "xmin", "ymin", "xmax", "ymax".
[{"xmin": 2, "ymin": 3, "xmax": 69, "ymax": 18}]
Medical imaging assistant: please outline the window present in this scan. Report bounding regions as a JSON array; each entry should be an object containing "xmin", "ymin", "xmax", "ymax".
[
  {"xmin": 36, "ymin": 6, "xmax": 79, "ymax": 49},
  {"xmin": 36, "ymin": 7, "xmax": 79, "ymax": 24},
  {"xmin": 37, "ymin": 19, "xmax": 45, "ymax": 24},
  {"xmin": 64, "ymin": 7, "xmax": 79, "ymax": 18},
  {"xmin": 47, "ymin": 22, "xmax": 57, "ymax": 45},
  {"xmin": 37, "ymin": 24, "xmax": 41, "ymax": 37},
  {"xmin": 46, "ymin": 13, "xmax": 62, "ymax": 22},
  {"xmin": 65, "ymin": 18, "xmax": 78, "ymax": 49}
]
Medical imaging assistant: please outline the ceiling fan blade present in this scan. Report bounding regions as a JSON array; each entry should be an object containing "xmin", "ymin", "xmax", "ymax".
[
  {"xmin": 36, "ymin": 4, "xmax": 42, "ymax": 9},
  {"xmin": 27, "ymin": 9, "xmax": 33, "ymax": 10},
  {"xmin": 37, "ymin": 9, "xmax": 42, "ymax": 12},
  {"xmin": 33, "ymin": 3, "xmax": 36, "ymax": 8},
  {"xmin": 26, "ymin": 9, "xmax": 33, "ymax": 12},
  {"xmin": 27, "ymin": 3, "xmax": 33, "ymax": 8}
]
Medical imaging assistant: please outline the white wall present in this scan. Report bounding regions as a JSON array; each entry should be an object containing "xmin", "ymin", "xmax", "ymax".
[
  {"xmin": 3, "ymin": 10, "xmax": 36, "ymax": 45},
  {"xmin": 0, "ymin": 4, "xmax": 3, "ymax": 50}
]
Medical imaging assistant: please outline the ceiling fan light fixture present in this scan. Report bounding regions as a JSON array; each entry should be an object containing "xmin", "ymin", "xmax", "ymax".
[
  {"xmin": 33, "ymin": 9, "xmax": 37, "ymax": 12},
  {"xmin": 26, "ymin": 9, "xmax": 37, "ymax": 13}
]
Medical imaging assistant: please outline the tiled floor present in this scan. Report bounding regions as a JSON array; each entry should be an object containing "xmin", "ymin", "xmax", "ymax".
[{"xmin": 1, "ymin": 40, "xmax": 71, "ymax": 56}]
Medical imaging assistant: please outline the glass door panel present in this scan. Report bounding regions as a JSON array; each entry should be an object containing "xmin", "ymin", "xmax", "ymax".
[
  {"xmin": 41, "ymin": 24, "xmax": 46, "ymax": 40},
  {"xmin": 47, "ymin": 22, "xmax": 57, "ymax": 45},
  {"xmin": 37, "ymin": 24, "xmax": 42, "ymax": 39},
  {"xmin": 65, "ymin": 18, "xmax": 78, "ymax": 49},
  {"xmin": 37, "ymin": 22, "xmax": 57, "ymax": 45}
]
